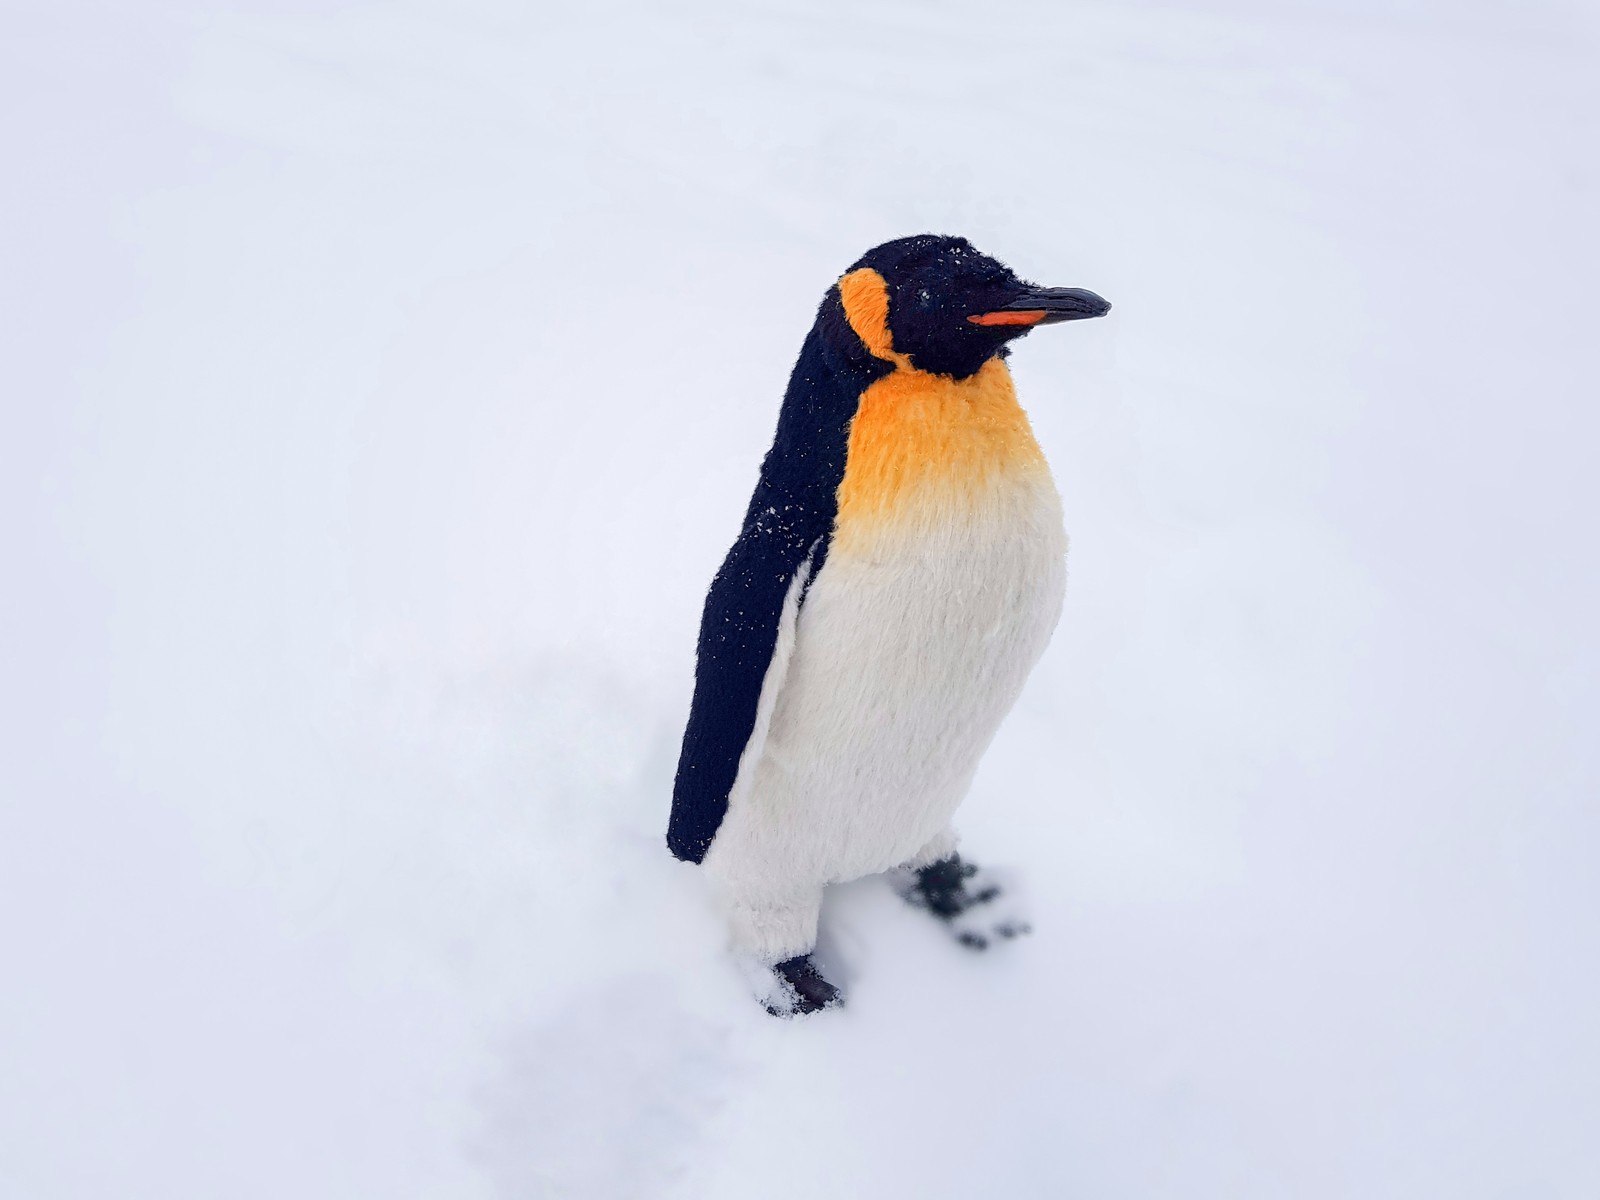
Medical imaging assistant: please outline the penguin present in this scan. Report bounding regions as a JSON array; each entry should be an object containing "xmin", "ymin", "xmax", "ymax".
[{"xmin": 668, "ymin": 234, "xmax": 1110, "ymax": 1015}]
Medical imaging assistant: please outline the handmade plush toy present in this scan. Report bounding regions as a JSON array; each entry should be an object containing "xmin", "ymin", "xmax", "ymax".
[{"xmin": 668, "ymin": 235, "xmax": 1110, "ymax": 1014}]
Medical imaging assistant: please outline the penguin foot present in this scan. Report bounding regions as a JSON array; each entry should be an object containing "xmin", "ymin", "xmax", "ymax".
[
  {"xmin": 898, "ymin": 855, "xmax": 1031, "ymax": 950},
  {"xmin": 763, "ymin": 954, "xmax": 844, "ymax": 1018}
]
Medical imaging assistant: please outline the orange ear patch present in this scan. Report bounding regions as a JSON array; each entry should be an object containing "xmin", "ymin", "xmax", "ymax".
[
  {"xmin": 967, "ymin": 310, "xmax": 1047, "ymax": 327},
  {"xmin": 838, "ymin": 268, "xmax": 914, "ymax": 369}
]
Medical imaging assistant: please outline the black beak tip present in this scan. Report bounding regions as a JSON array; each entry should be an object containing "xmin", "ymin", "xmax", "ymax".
[{"xmin": 1003, "ymin": 286, "xmax": 1112, "ymax": 324}]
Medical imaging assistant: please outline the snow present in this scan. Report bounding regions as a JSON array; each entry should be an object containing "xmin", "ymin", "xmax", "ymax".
[{"xmin": 3, "ymin": 0, "xmax": 1598, "ymax": 1196}]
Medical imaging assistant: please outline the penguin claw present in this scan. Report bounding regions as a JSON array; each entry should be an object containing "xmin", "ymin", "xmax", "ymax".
[{"xmin": 763, "ymin": 954, "xmax": 843, "ymax": 1017}]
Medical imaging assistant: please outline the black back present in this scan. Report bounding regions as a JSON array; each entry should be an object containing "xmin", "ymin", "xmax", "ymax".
[{"xmin": 666, "ymin": 289, "xmax": 892, "ymax": 863}]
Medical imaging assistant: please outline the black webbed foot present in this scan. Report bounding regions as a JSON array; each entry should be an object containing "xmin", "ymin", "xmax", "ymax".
[
  {"xmin": 899, "ymin": 854, "xmax": 1031, "ymax": 950},
  {"xmin": 765, "ymin": 954, "xmax": 843, "ymax": 1017}
]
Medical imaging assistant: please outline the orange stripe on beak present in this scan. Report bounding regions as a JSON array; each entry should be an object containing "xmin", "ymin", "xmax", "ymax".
[{"xmin": 967, "ymin": 310, "xmax": 1047, "ymax": 327}]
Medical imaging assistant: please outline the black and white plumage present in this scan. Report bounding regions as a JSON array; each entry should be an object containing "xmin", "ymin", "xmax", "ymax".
[{"xmin": 669, "ymin": 235, "xmax": 1110, "ymax": 1010}]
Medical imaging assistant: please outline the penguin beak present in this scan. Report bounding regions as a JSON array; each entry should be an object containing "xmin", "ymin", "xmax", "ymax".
[{"xmin": 968, "ymin": 287, "xmax": 1112, "ymax": 327}]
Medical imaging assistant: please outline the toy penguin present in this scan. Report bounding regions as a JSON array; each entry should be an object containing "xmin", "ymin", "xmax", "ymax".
[{"xmin": 668, "ymin": 235, "xmax": 1110, "ymax": 1014}]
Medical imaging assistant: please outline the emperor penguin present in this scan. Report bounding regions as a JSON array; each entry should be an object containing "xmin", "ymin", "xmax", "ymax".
[{"xmin": 668, "ymin": 234, "xmax": 1110, "ymax": 1014}]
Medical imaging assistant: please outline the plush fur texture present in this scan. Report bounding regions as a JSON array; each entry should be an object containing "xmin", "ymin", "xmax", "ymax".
[
  {"xmin": 673, "ymin": 235, "xmax": 1082, "ymax": 964},
  {"xmin": 701, "ymin": 356, "xmax": 1066, "ymax": 960},
  {"xmin": 667, "ymin": 297, "xmax": 892, "ymax": 863},
  {"xmin": 843, "ymin": 237, "xmax": 1037, "ymax": 379},
  {"xmin": 717, "ymin": 554, "xmax": 814, "ymax": 838}
]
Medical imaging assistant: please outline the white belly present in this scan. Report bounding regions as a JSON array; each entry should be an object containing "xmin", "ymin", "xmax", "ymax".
[{"xmin": 702, "ymin": 471, "xmax": 1067, "ymax": 895}]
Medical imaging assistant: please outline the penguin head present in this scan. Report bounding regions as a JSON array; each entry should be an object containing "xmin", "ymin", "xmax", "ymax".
[{"xmin": 829, "ymin": 234, "xmax": 1110, "ymax": 380}]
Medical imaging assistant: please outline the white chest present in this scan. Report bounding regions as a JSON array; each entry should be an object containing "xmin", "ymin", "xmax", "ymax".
[{"xmin": 705, "ymin": 465, "xmax": 1066, "ymax": 890}]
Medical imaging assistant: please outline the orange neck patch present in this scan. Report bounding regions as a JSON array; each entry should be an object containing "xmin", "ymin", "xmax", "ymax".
[{"xmin": 832, "ymin": 356, "xmax": 1049, "ymax": 549}]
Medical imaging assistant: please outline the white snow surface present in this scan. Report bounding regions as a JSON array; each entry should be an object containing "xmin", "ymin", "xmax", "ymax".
[{"xmin": 4, "ymin": 1, "xmax": 1598, "ymax": 1196}]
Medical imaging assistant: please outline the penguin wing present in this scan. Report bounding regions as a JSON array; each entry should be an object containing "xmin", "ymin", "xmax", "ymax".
[{"xmin": 667, "ymin": 517, "xmax": 823, "ymax": 863}]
